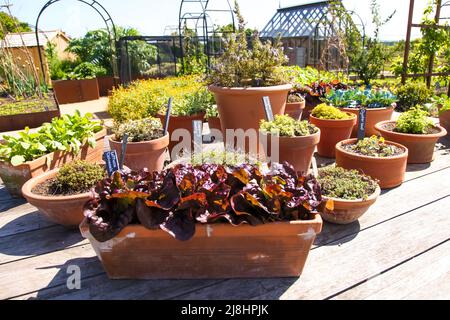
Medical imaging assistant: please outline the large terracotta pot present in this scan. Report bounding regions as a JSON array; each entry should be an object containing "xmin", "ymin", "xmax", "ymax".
[
  {"xmin": 285, "ymin": 100, "xmax": 306, "ymax": 121},
  {"xmin": 335, "ymin": 139, "xmax": 408, "ymax": 189},
  {"xmin": 259, "ymin": 130, "xmax": 321, "ymax": 174},
  {"xmin": 320, "ymin": 186, "xmax": 381, "ymax": 225},
  {"xmin": 439, "ymin": 110, "xmax": 450, "ymax": 134},
  {"xmin": 157, "ymin": 113, "xmax": 205, "ymax": 156},
  {"xmin": 80, "ymin": 214, "xmax": 322, "ymax": 279},
  {"xmin": 375, "ymin": 121, "xmax": 447, "ymax": 164},
  {"xmin": 342, "ymin": 104, "xmax": 395, "ymax": 137},
  {"xmin": 108, "ymin": 134, "xmax": 169, "ymax": 172},
  {"xmin": 0, "ymin": 129, "xmax": 106, "ymax": 197},
  {"xmin": 303, "ymin": 95, "xmax": 322, "ymax": 120},
  {"xmin": 310, "ymin": 113, "xmax": 357, "ymax": 158},
  {"xmin": 22, "ymin": 168, "xmax": 94, "ymax": 228}
]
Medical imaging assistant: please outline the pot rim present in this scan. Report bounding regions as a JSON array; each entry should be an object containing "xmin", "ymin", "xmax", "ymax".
[
  {"xmin": 322, "ymin": 185, "xmax": 381, "ymax": 204},
  {"xmin": 336, "ymin": 138, "xmax": 409, "ymax": 160},
  {"xmin": 375, "ymin": 120, "xmax": 448, "ymax": 139},
  {"xmin": 341, "ymin": 104, "xmax": 396, "ymax": 112},
  {"xmin": 208, "ymin": 83, "xmax": 293, "ymax": 93},
  {"xmin": 108, "ymin": 133, "xmax": 169, "ymax": 145}
]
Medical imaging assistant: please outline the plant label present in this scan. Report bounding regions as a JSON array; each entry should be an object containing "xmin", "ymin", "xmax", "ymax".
[
  {"xmin": 262, "ymin": 96, "xmax": 274, "ymax": 121},
  {"xmin": 119, "ymin": 134, "xmax": 128, "ymax": 170},
  {"xmin": 163, "ymin": 97, "xmax": 173, "ymax": 135},
  {"xmin": 103, "ymin": 150, "xmax": 120, "ymax": 177},
  {"xmin": 357, "ymin": 108, "xmax": 367, "ymax": 141},
  {"xmin": 193, "ymin": 120, "xmax": 203, "ymax": 155}
]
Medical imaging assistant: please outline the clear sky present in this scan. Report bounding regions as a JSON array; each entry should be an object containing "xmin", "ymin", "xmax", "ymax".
[{"xmin": 1, "ymin": 0, "xmax": 441, "ymax": 41}]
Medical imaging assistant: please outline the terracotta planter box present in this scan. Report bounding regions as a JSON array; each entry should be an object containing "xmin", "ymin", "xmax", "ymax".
[
  {"xmin": 342, "ymin": 105, "xmax": 395, "ymax": 137},
  {"xmin": 81, "ymin": 214, "xmax": 322, "ymax": 279},
  {"xmin": 97, "ymin": 76, "xmax": 119, "ymax": 97},
  {"xmin": 52, "ymin": 78, "xmax": 100, "ymax": 104},
  {"xmin": 335, "ymin": 138, "xmax": 408, "ymax": 189},
  {"xmin": 21, "ymin": 168, "xmax": 93, "ymax": 228},
  {"xmin": 439, "ymin": 110, "xmax": 450, "ymax": 135},
  {"xmin": 375, "ymin": 121, "xmax": 447, "ymax": 164},
  {"xmin": 285, "ymin": 100, "xmax": 306, "ymax": 121},
  {"xmin": 0, "ymin": 129, "xmax": 106, "ymax": 197}
]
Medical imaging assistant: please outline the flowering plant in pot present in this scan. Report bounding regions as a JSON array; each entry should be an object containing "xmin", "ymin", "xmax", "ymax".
[
  {"xmin": 335, "ymin": 136, "xmax": 408, "ymax": 189},
  {"xmin": 375, "ymin": 107, "xmax": 447, "ymax": 164},
  {"xmin": 22, "ymin": 161, "xmax": 106, "ymax": 228},
  {"xmin": 109, "ymin": 117, "xmax": 169, "ymax": 171},
  {"xmin": 207, "ymin": 1, "xmax": 291, "ymax": 143},
  {"xmin": 81, "ymin": 161, "xmax": 323, "ymax": 279},
  {"xmin": 317, "ymin": 166, "xmax": 380, "ymax": 224},
  {"xmin": 259, "ymin": 115, "xmax": 320, "ymax": 174},
  {"xmin": 310, "ymin": 104, "xmax": 357, "ymax": 158}
]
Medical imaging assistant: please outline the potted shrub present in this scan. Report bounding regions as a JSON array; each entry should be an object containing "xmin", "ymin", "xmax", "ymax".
[
  {"xmin": 335, "ymin": 136, "xmax": 408, "ymax": 189},
  {"xmin": 310, "ymin": 103, "xmax": 357, "ymax": 158},
  {"xmin": 0, "ymin": 111, "xmax": 106, "ymax": 197},
  {"xmin": 285, "ymin": 90, "xmax": 306, "ymax": 121},
  {"xmin": 207, "ymin": 3, "xmax": 292, "ymax": 145},
  {"xmin": 375, "ymin": 107, "xmax": 447, "ymax": 164},
  {"xmin": 108, "ymin": 117, "xmax": 169, "ymax": 171},
  {"xmin": 205, "ymin": 104, "xmax": 221, "ymax": 132},
  {"xmin": 394, "ymin": 82, "xmax": 432, "ymax": 112},
  {"xmin": 21, "ymin": 161, "xmax": 105, "ymax": 228},
  {"xmin": 324, "ymin": 88, "xmax": 398, "ymax": 137},
  {"xmin": 317, "ymin": 166, "xmax": 381, "ymax": 224},
  {"xmin": 81, "ymin": 162, "xmax": 323, "ymax": 279},
  {"xmin": 259, "ymin": 115, "xmax": 320, "ymax": 173}
]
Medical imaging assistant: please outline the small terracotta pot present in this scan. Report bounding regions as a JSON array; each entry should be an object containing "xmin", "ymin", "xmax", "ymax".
[
  {"xmin": 375, "ymin": 121, "xmax": 447, "ymax": 164},
  {"xmin": 439, "ymin": 110, "xmax": 450, "ymax": 134},
  {"xmin": 22, "ymin": 168, "xmax": 94, "ymax": 228},
  {"xmin": 302, "ymin": 95, "xmax": 322, "ymax": 120},
  {"xmin": 342, "ymin": 105, "xmax": 395, "ymax": 137},
  {"xmin": 157, "ymin": 113, "xmax": 205, "ymax": 156},
  {"xmin": 335, "ymin": 139, "xmax": 408, "ymax": 189},
  {"xmin": 310, "ymin": 113, "xmax": 357, "ymax": 158},
  {"xmin": 320, "ymin": 186, "xmax": 381, "ymax": 225},
  {"xmin": 285, "ymin": 100, "xmax": 306, "ymax": 121},
  {"xmin": 259, "ymin": 130, "xmax": 321, "ymax": 174},
  {"xmin": 207, "ymin": 116, "xmax": 222, "ymax": 132},
  {"xmin": 109, "ymin": 134, "xmax": 169, "ymax": 172}
]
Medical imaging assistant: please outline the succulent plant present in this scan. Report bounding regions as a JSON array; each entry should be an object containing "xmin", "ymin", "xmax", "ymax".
[
  {"xmin": 260, "ymin": 115, "xmax": 318, "ymax": 137},
  {"xmin": 113, "ymin": 117, "xmax": 164, "ymax": 143}
]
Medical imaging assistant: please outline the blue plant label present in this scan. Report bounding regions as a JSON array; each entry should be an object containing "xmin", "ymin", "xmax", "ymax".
[
  {"xmin": 119, "ymin": 134, "xmax": 128, "ymax": 170},
  {"xmin": 192, "ymin": 120, "xmax": 203, "ymax": 155},
  {"xmin": 357, "ymin": 108, "xmax": 367, "ymax": 141},
  {"xmin": 103, "ymin": 150, "xmax": 120, "ymax": 177},
  {"xmin": 163, "ymin": 97, "xmax": 173, "ymax": 135},
  {"xmin": 262, "ymin": 96, "xmax": 274, "ymax": 121}
]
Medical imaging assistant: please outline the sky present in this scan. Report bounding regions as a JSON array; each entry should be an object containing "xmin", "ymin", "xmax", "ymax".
[{"xmin": 0, "ymin": 0, "xmax": 442, "ymax": 41}]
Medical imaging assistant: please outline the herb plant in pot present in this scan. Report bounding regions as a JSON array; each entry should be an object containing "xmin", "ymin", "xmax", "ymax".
[
  {"xmin": 22, "ymin": 161, "xmax": 106, "ymax": 228},
  {"xmin": 375, "ymin": 107, "xmax": 447, "ymax": 164},
  {"xmin": 335, "ymin": 136, "xmax": 408, "ymax": 189},
  {"xmin": 310, "ymin": 103, "xmax": 357, "ymax": 158},
  {"xmin": 259, "ymin": 115, "xmax": 320, "ymax": 174},
  {"xmin": 285, "ymin": 91, "xmax": 306, "ymax": 121},
  {"xmin": 109, "ymin": 117, "xmax": 169, "ymax": 172},
  {"xmin": 317, "ymin": 166, "xmax": 381, "ymax": 224}
]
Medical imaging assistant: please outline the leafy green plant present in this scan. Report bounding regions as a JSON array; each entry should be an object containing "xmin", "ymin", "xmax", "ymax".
[
  {"xmin": 283, "ymin": 66, "xmax": 348, "ymax": 89},
  {"xmin": 52, "ymin": 161, "xmax": 105, "ymax": 194},
  {"xmin": 437, "ymin": 95, "xmax": 450, "ymax": 114},
  {"xmin": 394, "ymin": 82, "xmax": 432, "ymax": 112},
  {"xmin": 311, "ymin": 103, "xmax": 353, "ymax": 120},
  {"xmin": 205, "ymin": 104, "xmax": 219, "ymax": 119},
  {"xmin": 113, "ymin": 117, "xmax": 164, "ymax": 143},
  {"xmin": 67, "ymin": 62, "xmax": 107, "ymax": 80},
  {"xmin": 318, "ymin": 166, "xmax": 378, "ymax": 200},
  {"xmin": 324, "ymin": 88, "xmax": 397, "ymax": 108},
  {"xmin": 260, "ymin": 115, "xmax": 318, "ymax": 137},
  {"xmin": 0, "ymin": 111, "xmax": 103, "ymax": 166},
  {"xmin": 395, "ymin": 106, "xmax": 434, "ymax": 134},
  {"xmin": 343, "ymin": 135, "xmax": 404, "ymax": 157},
  {"xmin": 170, "ymin": 87, "xmax": 213, "ymax": 116}
]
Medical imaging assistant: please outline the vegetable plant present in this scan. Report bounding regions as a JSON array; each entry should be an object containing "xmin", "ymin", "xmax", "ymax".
[
  {"xmin": 395, "ymin": 82, "xmax": 432, "ymax": 112},
  {"xmin": 51, "ymin": 161, "xmax": 106, "ymax": 194},
  {"xmin": 343, "ymin": 136, "xmax": 404, "ymax": 157},
  {"xmin": 113, "ymin": 117, "xmax": 164, "ymax": 143},
  {"xmin": 324, "ymin": 88, "xmax": 397, "ymax": 109},
  {"xmin": 260, "ymin": 115, "xmax": 318, "ymax": 137},
  {"xmin": 395, "ymin": 106, "xmax": 434, "ymax": 134},
  {"xmin": 311, "ymin": 103, "xmax": 353, "ymax": 120},
  {"xmin": 298, "ymin": 81, "xmax": 348, "ymax": 98}
]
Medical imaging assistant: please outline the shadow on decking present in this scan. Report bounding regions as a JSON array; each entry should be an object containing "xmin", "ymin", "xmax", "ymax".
[
  {"xmin": 313, "ymin": 220, "xmax": 360, "ymax": 247},
  {"xmin": 0, "ymin": 187, "xmax": 26, "ymax": 212}
]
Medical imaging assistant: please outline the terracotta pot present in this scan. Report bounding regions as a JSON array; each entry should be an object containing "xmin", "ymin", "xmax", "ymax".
[
  {"xmin": 303, "ymin": 95, "xmax": 322, "ymax": 120},
  {"xmin": 80, "ymin": 214, "xmax": 322, "ymax": 279},
  {"xmin": 335, "ymin": 139, "xmax": 408, "ymax": 189},
  {"xmin": 52, "ymin": 78, "xmax": 100, "ymax": 104},
  {"xmin": 108, "ymin": 134, "xmax": 169, "ymax": 171},
  {"xmin": 320, "ymin": 186, "xmax": 381, "ymax": 225},
  {"xmin": 285, "ymin": 100, "xmax": 306, "ymax": 121},
  {"xmin": 22, "ymin": 168, "xmax": 94, "ymax": 228},
  {"xmin": 157, "ymin": 113, "xmax": 205, "ymax": 156},
  {"xmin": 375, "ymin": 121, "xmax": 447, "ymax": 164},
  {"xmin": 259, "ymin": 130, "xmax": 321, "ymax": 174},
  {"xmin": 0, "ymin": 129, "xmax": 106, "ymax": 197},
  {"xmin": 207, "ymin": 116, "xmax": 222, "ymax": 132},
  {"xmin": 439, "ymin": 110, "xmax": 450, "ymax": 134},
  {"xmin": 342, "ymin": 105, "xmax": 395, "ymax": 137},
  {"xmin": 310, "ymin": 113, "xmax": 357, "ymax": 158}
]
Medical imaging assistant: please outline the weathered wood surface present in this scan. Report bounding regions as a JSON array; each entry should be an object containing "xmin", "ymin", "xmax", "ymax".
[{"xmin": 0, "ymin": 136, "xmax": 448, "ymax": 300}]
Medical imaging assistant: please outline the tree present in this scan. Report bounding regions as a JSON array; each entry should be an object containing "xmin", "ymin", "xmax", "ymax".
[{"xmin": 0, "ymin": 12, "xmax": 31, "ymax": 39}]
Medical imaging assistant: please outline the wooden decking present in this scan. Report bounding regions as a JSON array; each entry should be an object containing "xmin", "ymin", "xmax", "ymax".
[{"xmin": 0, "ymin": 135, "xmax": 449, "ymax": 300}]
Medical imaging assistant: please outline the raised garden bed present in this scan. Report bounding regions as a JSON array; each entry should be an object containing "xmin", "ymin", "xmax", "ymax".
[{"xmin": 52, "ymin": 78, "xmax": 100, "ymax": 104}]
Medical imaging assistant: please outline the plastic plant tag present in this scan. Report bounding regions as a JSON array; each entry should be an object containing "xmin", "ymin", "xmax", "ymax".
[
  {"xmin": 103, "ymin": 150, "xmax": 120, "ymax": 177},
  {"xmin": 262, "ymin": 96, "xmax": 274, "ymax": 121},
  {"xmin": 192, "ymin": 120, "xmax": 203, "ymax": 155},
  {"xmin": 357, "ymin": 108, "xmax": 367, "ymax": 141},
  {"xmin": 163, "ymin": 97, "xmax": 173, "ymax": 136},
  {"xmin": 119, "ymin": 133, "xmax": 128, "ymax": 170}
]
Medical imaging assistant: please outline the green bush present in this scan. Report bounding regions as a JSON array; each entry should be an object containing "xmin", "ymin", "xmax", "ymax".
[
  {"xmin": 395, "ymin": 82, "xmax": 432, "ymax": 111},
  {"xmin": 260, "ymin": 115, "xmax": 317, "ymax": 137},
  {"xmin": 53, "ymin": 161, "xmax": 105, "ymax": 194},
  {"xmin": 395, "ymin": 106, "xmax": 434, "ymax": 134},
  {"xmin": 113, "ymin": 117, "xmax": 164, "ymax": 142},
  {"xmin": 311, "ymin": 103, "xmax": 353, "ymax": 120},
  {"xmin": 67, "ymin": 62, "xmax": 107, "ymax": 80}
]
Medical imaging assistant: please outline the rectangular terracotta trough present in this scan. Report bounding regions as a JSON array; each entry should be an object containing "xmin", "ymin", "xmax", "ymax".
[{"xmin": 81, "ymin": 214, "xmax": 322, "ymax": 280}]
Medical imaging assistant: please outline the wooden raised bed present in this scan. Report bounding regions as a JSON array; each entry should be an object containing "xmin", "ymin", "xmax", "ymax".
[
  {"xmin": 97, "ymin": 76, "xmax": 119, "ymax": 97},
  {"xmin": 52, "ymin": 78, "xmax": 100, "ymax": 104}
]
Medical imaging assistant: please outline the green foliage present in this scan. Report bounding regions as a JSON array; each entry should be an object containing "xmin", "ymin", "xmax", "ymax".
[
  {"xmin": 0, "ymin": 12, "xmax": 31, "ymax": 39},
  {"xmin": 0, "ymin": 111, "xmax": 103, "ymax": 165},
  {"xmin": 207, "ymin": 1, "xmax": 288, "ymax": 87},
  {"xmin": 113, "ymin": 117, "xmax": 164, "ymax": 143},
  {"xmin": 436, "ymin": 95, "xmax": 450, "ymax": 114},
  {"xmin": 394, "ymin": 82, "xmax": 432, "ymax": 111},
  {"xmin": 395, "ymin": 106, "xmax": 434, "ymax": 134},
  {"xmin": 179, "ymin": 24, "xmax": 207, "ymax": 76},
  {"xmin": 282, "ymin": 66, "xmax": 348, "ymax": 89},
  {"xmin": 205, "ymin": 104, "xmax": 219, "ymax": 118},
  {"xmin": 0, "ymin": 98, "xmax": 57, "ymax": 116},
  {"xmin": 172, "ymin": 87, "xmax": 214, "ymax": 116},
  {"xmin": 260, "ymin": 115, "xmax": 318, "ymax": 137},
  {"xmin": 311, "ymin": 103, "xmax": 353, "ymax": 120},
  {"xmin": 67, "ymin": 62, "xmax": 107, "ymax": 80},
  {"xmin": 324, "ymin": 88, "xmax": 397, "ymax": 108},
  {"xmin": 318, "ymin": 166, "xmax": 378, "ymax": 200},
  {"xmin": 345, "ymin": 135, "xmax": 401, "ymax": 157},
  {"xmin": 53, "ymin": 161, "xmax": 105, "ymax": 194}
]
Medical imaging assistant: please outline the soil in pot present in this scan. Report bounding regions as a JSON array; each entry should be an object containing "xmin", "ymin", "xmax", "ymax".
[{"xmin": 343, "ymin": 105, "xmax": 395, "ymax": 137}]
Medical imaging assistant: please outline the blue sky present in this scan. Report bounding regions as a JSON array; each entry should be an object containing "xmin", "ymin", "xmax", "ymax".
[{"xmin": 1, "ymin": 0, "xmax": 437, "ymax": 41}]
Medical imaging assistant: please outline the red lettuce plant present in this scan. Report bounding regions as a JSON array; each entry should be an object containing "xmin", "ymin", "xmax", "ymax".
[
  {"xmin": 299, "ymin": 80, "xmax": 348, "ymax": 98},
  {"xmin": 84, "ymin": 162, "xmax": 322, "ymax": 242}
]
